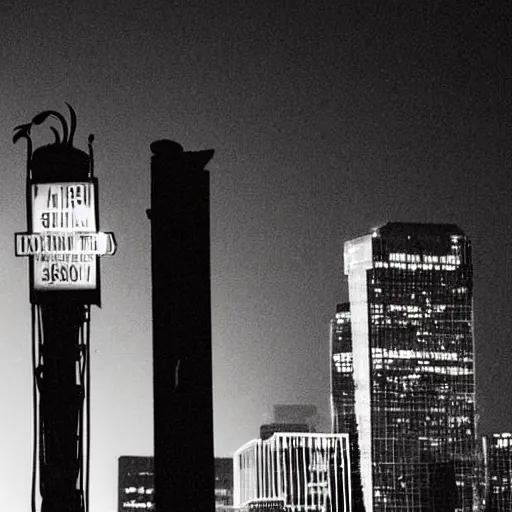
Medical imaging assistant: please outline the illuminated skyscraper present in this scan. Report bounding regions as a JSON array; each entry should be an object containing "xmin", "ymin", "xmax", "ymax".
[{"xmin": 343, "ymin": 222, "xmax": 475, "ymax": 511}]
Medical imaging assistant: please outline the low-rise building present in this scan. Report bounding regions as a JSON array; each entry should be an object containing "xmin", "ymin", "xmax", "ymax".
[
  {"xmin": 483, "ymin": 433, "xmax": 512, "ymax": 511},
  {"xmin": 118, "ymin": 456, "xmax": 155, "ymax": 511},
  {"xmin": 234, "ymin": 432, "xmax": 351, "ymax": 512},
  {"xmin": 216, "ymin": 457, "xmax": 234, "ymax": 510}
]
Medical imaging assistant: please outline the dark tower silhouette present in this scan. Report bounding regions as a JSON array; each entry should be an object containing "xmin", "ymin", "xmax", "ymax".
[{"xmin": 148, "ymin": 140, "xmax": 215, "ymax": 512}]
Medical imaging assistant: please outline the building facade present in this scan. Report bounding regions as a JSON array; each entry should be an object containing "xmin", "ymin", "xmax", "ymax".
[
  {"xmin": 118, "ymin": 456, "xmax": 155, "ymax": 512},
  {"xmin": 330, "ymin": 303, "xmax": 364, "ymax": 512},
  {"xmin": 234, "ymin": 432, "xmax": 351, "ymax": 512},
  {"xmin": 343, "ymin": 222, "xmax": 476, "ymax": 511},
  {"xmin": 331, "ymin": 304, "xmax": 354, "ymax": 438},
  {"xmin": 483, "ymin": 433, "xmax": 512, "ymax": 511}
]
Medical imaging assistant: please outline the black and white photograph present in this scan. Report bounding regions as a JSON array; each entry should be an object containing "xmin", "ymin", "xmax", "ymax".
[{"xmin": 0, "ymin": 1, "xmax": 510, "ymax": 511}]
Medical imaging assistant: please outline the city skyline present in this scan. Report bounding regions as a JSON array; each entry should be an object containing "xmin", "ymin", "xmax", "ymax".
[{"xmin": 1, "ymin": 2, "xmax": 510, "ymax": 512}]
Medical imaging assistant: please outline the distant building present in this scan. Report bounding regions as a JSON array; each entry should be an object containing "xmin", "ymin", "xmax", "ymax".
[
  {"xmin": 330, "ymin": 304, "xmax": 354, "ymax": 437},
  {"xmin": 273, "ymin": 405, "xmax": 318, "ymax": 426},
  {"xmin": 330, "ymin": 303, "xmax": 364, "ymax": 511},
  {"xmin": 260, "ymin": 423, "xmax": 310, "ymax": 441},
  {"xmin": 215, "ymin": 457, "xmax": 234, "ymax": 510},
  {"xmin": 263, "ymin": 405, "xmax": 317, "ymax": 441},
  {"xmin": 118, "ymin": 455, "xmax": 233, "ymax": 511},
  {"xmin": 342, "ymin": 222, "xmax": 476, "ymax": 511},
  {"xmin": 483, "ymin": 433, "xmax": 512, "ymax": 511},
  {"xmin": 234, "ymin": 432, "xmax": 351, "ymax": 512},
  {"xmin": 118, "ymin": 456, "xmax": 155, "ymax": 511}
]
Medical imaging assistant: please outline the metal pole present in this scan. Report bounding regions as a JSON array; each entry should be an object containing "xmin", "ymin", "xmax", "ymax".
[{"xmin": 38, "ymin": 303, "xmax": 85, "ymax": 512}]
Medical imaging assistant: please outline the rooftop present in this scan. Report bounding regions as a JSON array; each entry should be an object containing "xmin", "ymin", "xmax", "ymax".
[{"xmin": 374, "ymin": 222, "xmax": 466, "ymax": 238}]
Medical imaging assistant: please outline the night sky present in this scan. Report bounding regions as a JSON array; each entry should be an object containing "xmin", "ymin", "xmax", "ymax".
[{"xmin": 1, "ymin": 1, "xmax": 510, "ymax": 510}]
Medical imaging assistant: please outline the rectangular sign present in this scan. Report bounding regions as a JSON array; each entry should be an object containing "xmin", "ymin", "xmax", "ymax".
[
  {"xmin": 34, "ymin": 253, "xmax": 97, "ymax": 290},
  {"xmin": 16, "ymin": 232, "xmax": 116, "ymax": 256},
  {"xmin": 31, "ymin": 181, "xmax": 98, "ymax": 291},
  {"xmin": 32, "ymin": 182, "xmax": 96, "ymax": 233}
]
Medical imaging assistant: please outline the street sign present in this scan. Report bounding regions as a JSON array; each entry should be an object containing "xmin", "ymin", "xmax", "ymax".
[
  {"xmin": 32, "ymin": 182, "xmax": 96, "ymax": 232},
  {"xmin": 15, "ymin": 180, "xmax": 117, "ymax": 292},
  {"xmin": 15, "ymin": 232, "xmax": 117, "ymax": 256}
]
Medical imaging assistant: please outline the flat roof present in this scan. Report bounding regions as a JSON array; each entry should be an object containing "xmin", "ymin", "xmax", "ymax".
[{"xmin": 375, "ymin": 222, "xmax": 466, "ymax": 238}]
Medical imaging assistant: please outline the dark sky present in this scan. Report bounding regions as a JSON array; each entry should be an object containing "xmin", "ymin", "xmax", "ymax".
[{"xmin": 0, "ymin": 1, "xmax": 510, "ymax": 510}]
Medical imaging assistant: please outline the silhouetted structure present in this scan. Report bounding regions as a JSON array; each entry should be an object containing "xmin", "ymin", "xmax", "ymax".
[
  {"xmin": 118, "ymin": 456, "xmax": 155, "ymax": 511},
  {"xmin": 148, "ymin": 140, "xmax": 215, "ymax": 512},
  {"xmin": 14, "ymin": 106, "xmax": 115, "ymax": 512},
  {"xmin": 342, "ymin": 222, "xmax": 475, "ymax": 511}
]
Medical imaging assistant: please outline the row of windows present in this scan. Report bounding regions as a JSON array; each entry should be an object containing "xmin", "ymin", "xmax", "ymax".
[
  {"xmin": 122, "ymin": 501, "xmax": 155, "ymax": 510},
  {"xmin": 373, "ymin": 364, "xmax": 472, "ymax": 376},
  {"xmin": 371, "ymin": 349, "xmax": 462, "ymax": 361},
  {"xmin": 369, "ymin": 272, "xmax": 472, "ymax": 291},
  {"xmin": 124, "ymin": 487, "xmax": 154, "ymax": 495},
  {"xmin": 387, "ymin": 253, "xmax": 461, "ymax": 265},
  {"xmin": 374, "ymin": 261, "xmax": 461, "ymax": 272}
]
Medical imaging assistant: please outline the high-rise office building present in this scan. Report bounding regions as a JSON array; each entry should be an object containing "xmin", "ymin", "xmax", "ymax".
[
  {"xmin": 482, "ymin": 433, "xmax": 512, "ymax": 511},
  {"xmin": 342, "ymin": 222, "xmax": 476, "ymax": 511},
  {"xmin": 234, "ymin": 432, "xmax": 351, "ymax": 512},
  {"xmin": 331, "ymin": 303, "xmax": 364, "ymax": 512}
]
